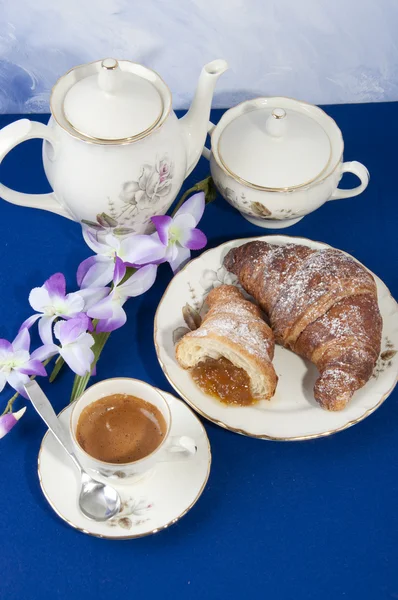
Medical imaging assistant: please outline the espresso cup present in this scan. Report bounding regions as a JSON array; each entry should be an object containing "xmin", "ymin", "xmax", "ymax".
[{"xmin": 70, "ymin": 378, "xmax": 197, "ymax": 483}]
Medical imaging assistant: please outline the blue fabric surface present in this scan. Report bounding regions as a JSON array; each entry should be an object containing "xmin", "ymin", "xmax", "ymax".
[{"xmin": 0, "ymin": 105, "xmax": 397, "ymax": 600}]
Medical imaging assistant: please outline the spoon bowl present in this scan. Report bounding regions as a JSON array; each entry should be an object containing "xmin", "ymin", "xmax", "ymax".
[
  {"xmin": 24, "ymin": 380, "xmax": 121, "ymax": 522},
  {"xmin": 79, "ymin": 472, "xmax": 120, "ymax": 521}
]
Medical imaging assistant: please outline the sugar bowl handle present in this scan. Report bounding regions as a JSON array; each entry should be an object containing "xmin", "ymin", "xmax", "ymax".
[
  {"xmin": 0, "ymin": 119, "xmax": 73, "ymax": 219},
  {"xmin": 330, "ymin": 161, "xmax": 370, "ymax": 200}
]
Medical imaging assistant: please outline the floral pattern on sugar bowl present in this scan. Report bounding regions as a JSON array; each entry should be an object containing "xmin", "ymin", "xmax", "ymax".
[{"xmin": 211, "ymin": 172, "xmax": 320, "ymax": 231}]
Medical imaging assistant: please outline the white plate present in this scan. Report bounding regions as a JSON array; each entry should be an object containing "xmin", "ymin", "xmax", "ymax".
[
  {"xmin": 38, "ymin": 390, "xmax": 211, "ymax": 539},
  {"xmin": 154, "ymin": 235, "xmax": 398, "ymax": 440}
]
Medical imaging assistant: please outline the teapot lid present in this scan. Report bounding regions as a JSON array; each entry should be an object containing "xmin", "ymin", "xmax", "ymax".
[
  {"xmin": 63, "ymin": 58, "xmax": 163, "ymax": 141},
  {"xmin": 217, "ymin": 99, "xmax": 332, "ymax": 190}
]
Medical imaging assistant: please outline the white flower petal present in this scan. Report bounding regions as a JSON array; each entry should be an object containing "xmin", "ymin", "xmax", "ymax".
[
  {"xmin": 77, "ymin": 287, "xmax": 110, "ymax": 310},
  {"xmin": 0, "ymin": 372, "xmax": 7, "ymax": 393},
  {"xmin": 174, "ymin": 192, "xmax": 205, "ymax": 225},
  {"xmin": 12, "ymin": 328, "xmax": 31, "ymax": 352},
  {"xmin": 28, "ymin": 286, "xmax": 51, "ymax": 313},
  {"xmin": 62, "ymin": 292, "xmax": 85, "ymax": 316},
  {"xmin": 173, "ymin": 213, "xmax": 196, "ymax": 232},
  {"xmin": 169, "ymin": 246, "xmax": 191, "ymax": 273},
  {"xmin": 118, "ymin": 264, "xmax": 157, "ymax": 299},
  {"xmin": 31, "ymin": 344, "xmax": 59, "ymax": 362},
  {"xmin": 7, "ymin": 370, "xmax": 30, "ymax": 397},
  {"xmin": 60, "ymin": 343, "xmax": 94, "ymax": 376},
  {"xmin": 38, "ymin": 316, "xmax": 56, "ymax": 345},
  {"xmin": 80, "ymin": 256, "xmax": 115, "ymax": 289}
]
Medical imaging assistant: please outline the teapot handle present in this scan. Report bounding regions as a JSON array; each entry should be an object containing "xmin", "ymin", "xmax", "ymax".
[
  {"xmin": 329, "ymin": 161, "xmax": 369, "ymax": 200},
  {"xmin": 0, "ymin": 119, "xmax": 73, "ymax": 219},
  {"xmin": 201, "ymin": 121, "xmax": 216, "ymax": 161}
]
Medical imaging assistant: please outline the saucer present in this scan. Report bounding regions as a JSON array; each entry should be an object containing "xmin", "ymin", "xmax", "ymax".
[
  {"xmin": 38, "ymin": 389, "xmax": 211, "ymax": 539},
  {"xmin": 154, "ymin": 235, "xmax": 398, "ymax": 440}
]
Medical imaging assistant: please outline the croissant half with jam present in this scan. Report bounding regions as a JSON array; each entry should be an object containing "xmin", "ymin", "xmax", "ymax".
[
  {"xmin": 224, "ymin": 241, "xmax": 382, "ymax": 411},
  {"xmin": 176, "ymin": 285, "xmax": 277, "ymax": 403}
]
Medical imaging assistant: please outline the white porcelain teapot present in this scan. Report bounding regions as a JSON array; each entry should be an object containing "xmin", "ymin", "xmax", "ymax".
[{"xmin": 0, "ymin": 58, "xmax": 228, "ymax": 233}]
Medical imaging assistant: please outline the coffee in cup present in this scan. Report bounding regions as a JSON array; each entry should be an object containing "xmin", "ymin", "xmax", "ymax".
[{"xmin": 76, "ymin": 394, "xmax": 167, "ymax": 463}]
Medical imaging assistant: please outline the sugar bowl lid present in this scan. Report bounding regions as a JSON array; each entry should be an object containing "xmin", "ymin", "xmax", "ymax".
[
  {"xmin": 215, "ymin": 98, "xmax": 332, "ymax": 190},
  {"xmin": 63, "ymin": 58, "xmax": 163, "ymax": 142}
]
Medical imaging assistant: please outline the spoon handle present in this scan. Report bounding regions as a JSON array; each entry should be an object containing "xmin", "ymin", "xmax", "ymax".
[{"xmin": 24, "ymin": 380, "xmax": 81, "ymax": 473}]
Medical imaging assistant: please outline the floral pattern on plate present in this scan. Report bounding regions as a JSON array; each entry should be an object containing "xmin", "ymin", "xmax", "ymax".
[{"xmin": 107, "ymin": 497, "xmax": 153, "ymax": 530}]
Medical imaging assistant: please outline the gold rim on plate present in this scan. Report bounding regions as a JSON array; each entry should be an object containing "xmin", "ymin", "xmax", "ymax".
[
  {"xmin": 153, "ymin": 235, "xmax": 398, "ymax": 441},
  {"xmin": 37, "ymin": 389, "xmax": 212, "ymax": 539}
]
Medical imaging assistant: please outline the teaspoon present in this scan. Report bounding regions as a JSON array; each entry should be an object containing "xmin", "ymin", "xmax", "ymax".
[{"xmin": 24, "ymin": 380, "xmax": 121, "ymax": 522}]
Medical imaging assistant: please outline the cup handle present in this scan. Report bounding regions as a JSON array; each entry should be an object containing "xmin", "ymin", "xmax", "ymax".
[
  {"xmin": 159, "ymin": 435, "xmax": 197, "ymax": 462},
  {"xmin": 0, "ymin": 119, "xmax": 73, "ymax": 219},
  {"xmin": 329, "ymin": 161, "xmax": 370, "ymax": 200},
  {"xmin": 202, "ymin": 121, "xmax": 216, "ymax": 161}
]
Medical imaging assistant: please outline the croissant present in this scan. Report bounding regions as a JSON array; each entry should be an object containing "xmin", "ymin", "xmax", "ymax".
[
  {"xmin": 176, "ymin": 284, "xmax": 277, "ymax": 402},
  {"xmin": 224, "ymin": 241, "xmax": 382, "ymax": 411}
]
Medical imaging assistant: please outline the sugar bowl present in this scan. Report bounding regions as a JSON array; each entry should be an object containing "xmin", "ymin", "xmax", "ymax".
[{"xmin": 204, "ymin": 97, "xmax": 369, "ymax": 228}]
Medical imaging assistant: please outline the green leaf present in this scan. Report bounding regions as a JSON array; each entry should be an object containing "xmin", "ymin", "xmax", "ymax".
[
  {"xmin": 171, "ymin": 176, "xmax": 217, "ymax": 215},
  {"xmin": 49, "ymin": 356, "xmax": 65, "ymax": 383},
  {"xmin": 121, "ymin": 266, "xmax": 137, "ymax": 284}
]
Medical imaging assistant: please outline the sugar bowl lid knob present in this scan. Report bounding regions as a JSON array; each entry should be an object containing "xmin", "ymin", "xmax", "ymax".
[
  {"xmin": 98, "ymin": 58, "xmax": 120, "ymax": 93},
  {"xmin": 265, "ymin": 108, "xmax": 287, "ymax": 138}
]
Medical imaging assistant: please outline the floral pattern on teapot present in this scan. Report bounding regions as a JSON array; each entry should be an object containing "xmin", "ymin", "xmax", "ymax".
[{"xmin": 82, "ymin": 155, "xmax": 174, "ymax": 236}]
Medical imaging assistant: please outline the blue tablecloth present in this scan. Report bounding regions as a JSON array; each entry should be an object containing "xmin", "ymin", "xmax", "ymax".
[{"xmin": 1, "ymin": 105, "xmax": 397, "ymax": 600}]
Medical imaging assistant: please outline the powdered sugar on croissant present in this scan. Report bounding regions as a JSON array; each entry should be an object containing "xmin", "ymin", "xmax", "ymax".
[{"xmin": 224, "ymin": 241, "xmax": 382, "ymax": 411}]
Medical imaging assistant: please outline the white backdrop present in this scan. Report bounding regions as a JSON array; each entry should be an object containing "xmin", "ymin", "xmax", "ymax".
[{"xmin": 0, "ymin": 0, "xmax": 397, "ymax": 113}]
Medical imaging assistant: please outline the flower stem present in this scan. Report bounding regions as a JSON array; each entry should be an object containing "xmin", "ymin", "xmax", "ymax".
[
  {"xmin": 49, "ymin": 356, "xmax": 65, "ymax": 383},
  {"xmin": 2, "ymin": 391, "xmax": 20, "ymax": 415}
]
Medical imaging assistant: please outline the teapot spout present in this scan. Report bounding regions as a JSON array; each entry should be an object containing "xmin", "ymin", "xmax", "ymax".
[{"xmin": 180, "ymin": 59, "xmax": 228, "ymax": 177}]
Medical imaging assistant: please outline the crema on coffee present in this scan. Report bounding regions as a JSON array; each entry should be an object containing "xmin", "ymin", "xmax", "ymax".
[{"xmin": 76, "ymin": 394, "xmax": 167, "ymax": 463}]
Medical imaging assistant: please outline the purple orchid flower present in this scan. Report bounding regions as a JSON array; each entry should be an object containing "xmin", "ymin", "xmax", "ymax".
[
  {"xmin": 0, "ymin": 329, "xmax": 47, "ymax": 398},
  {"xmin": 152, "ymin": 191, "xmax": 207, "ymax": 272},
  {"xmin": 78, "ymin": 230, "xmax": 165, "ymax": 289},
  {"xmin": 87, "ymin": 258, "xmax": 157, "ymax": 332},
  {"xmin": 34, "ymin": 315, "xmax": 95, "ymax": 377},
  {"xmin": 20, "ymin": 273, "xmax": 107, "ymax": 345},
  {"xmin": 130, "ymin": 192, "xmax": 207, "ymax": 273},
  {"xmin": 0, "ymin": 407, "xmax": 26, "ymax": 439}
]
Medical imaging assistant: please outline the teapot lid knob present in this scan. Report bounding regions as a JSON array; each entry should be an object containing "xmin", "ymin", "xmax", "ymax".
[{"xmin": 265, "ymin": 108, "xmax": 287, "ymax": 137}]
